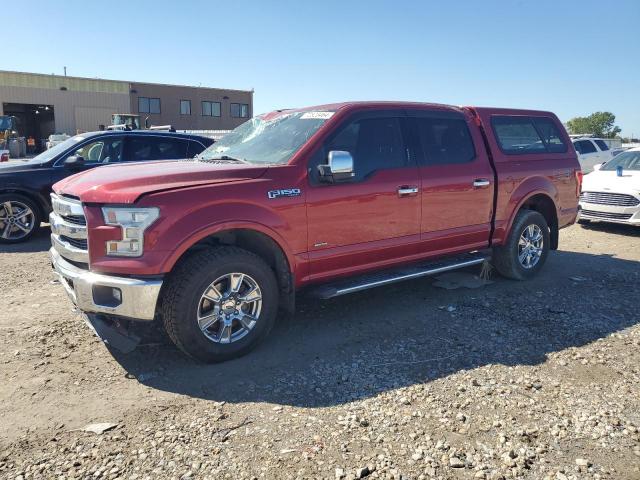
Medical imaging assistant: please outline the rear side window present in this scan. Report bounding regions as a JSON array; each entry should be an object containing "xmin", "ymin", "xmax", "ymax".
[
  {"xmin": 594, "ymin": 139, "xmax": 609, "ymax": 151},
  {"xmin": 491, "ymin": 116, "xmax": 567, "ymax": 154},
  {"xmin": 575, "ymin": 140, "xmax": 597, "ymax": 154},
  {"xmin": 532, "ymin": 118, "xmax": 567, "ymax": 153},
  {"xmin": 127, "ymin": 136, "xmax": 189, "ymax": 161},
  {"xmin": 325, "ymin": 117, "xmax": 405, "ymax": 180},
  {"xmin": 415, "ymin": 116, "xmax": 475, "ymax": 165}
]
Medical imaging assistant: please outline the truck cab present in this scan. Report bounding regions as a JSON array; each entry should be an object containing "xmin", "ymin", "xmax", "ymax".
[{"xmin": 49, "ymin": 102, "xmax": 580, "ymax": 362}]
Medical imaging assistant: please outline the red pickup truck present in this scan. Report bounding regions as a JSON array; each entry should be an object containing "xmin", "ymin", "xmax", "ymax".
[{"xmin": 50, "ymin": 102, "xmax": 581, "ymax": 362}]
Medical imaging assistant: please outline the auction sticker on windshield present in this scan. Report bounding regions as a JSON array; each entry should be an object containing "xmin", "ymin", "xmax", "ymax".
[{"xmin": 300, "ymin": 112, "xmax": 334, "ymax": 120}]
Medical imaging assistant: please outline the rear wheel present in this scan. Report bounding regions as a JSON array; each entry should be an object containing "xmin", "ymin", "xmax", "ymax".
[
  {"xmin": 0, "ymin": 194, "xmax": 41, "ymax": 244},
  {"xmin": 161, "ymin": 246, "xmax": 279, "ymax": 363},
  {"xmin": 492, "ymin": 209, "xmax": 550, "ymax": 280}
]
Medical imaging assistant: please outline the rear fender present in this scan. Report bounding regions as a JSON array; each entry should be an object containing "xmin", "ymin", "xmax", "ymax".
[{"xmin": 498, "ymin": 176, "xmax": 559, "ymax": 244}]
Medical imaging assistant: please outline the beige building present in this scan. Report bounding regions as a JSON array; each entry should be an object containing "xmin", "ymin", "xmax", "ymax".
[{"xmin": 0, "ymin": 70, "xmax": 253, "ymax": 151}]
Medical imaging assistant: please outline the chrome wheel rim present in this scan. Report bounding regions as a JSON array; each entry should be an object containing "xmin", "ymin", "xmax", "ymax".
[
  {"xmin": 0, "ymin": 201, "xmax": 35, "ymax": 240},
  {"xmin": 197, "ymin": 273, "xmax": 262, "ymax": 344},
  {"xmin": 518, "ymin": 224, "xmax": 544, "ymax": 269}
]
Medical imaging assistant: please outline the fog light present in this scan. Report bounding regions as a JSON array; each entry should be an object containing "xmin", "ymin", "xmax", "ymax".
[{"xmin": 92, "ymin": 285, "xmax": 123, "ymax": 308}]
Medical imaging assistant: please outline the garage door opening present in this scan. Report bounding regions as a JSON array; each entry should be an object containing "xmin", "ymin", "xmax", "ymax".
[{"xmin": 2, "ymin": 102, "xmax": 55, "ymax": 153}]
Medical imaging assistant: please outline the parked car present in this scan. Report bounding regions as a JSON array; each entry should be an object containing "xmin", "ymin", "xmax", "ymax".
[
  {"xmin": 46, "ymin": 133, "xmax": 70, "ymax": 150},
  {"xmin": 0, "ymin": 130, "xmax": 214, "ymax": 243},
  {"xmin": 610, "ymin": 146, "xmax": 630, "ymax": 158},
  {"xmin": 579, "ymin": 147, "xmax": 640, "ymax": 226},
  {"xmin": 49, "ymin": 102, "xmax": 580, "ymax": 362},
  {"xmin": 572, "ymin": 137, "xmax": 613, "ymax": 173}
]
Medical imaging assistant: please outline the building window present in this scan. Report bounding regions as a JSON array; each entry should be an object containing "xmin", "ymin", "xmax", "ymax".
[
  {"xmin": 202, "ymin": 101, "xmax": 221, "ymax": 117},
  {"xmin": 230, "ymin": 103, "xmax": 249, "ymax": 118},
  {"xmin": 180, "ymin": 100, "xmax": 191, "ymax": 115},
  {"xmin": 139, "ymin": 97, "xmax": 161, "ymax": 114}
]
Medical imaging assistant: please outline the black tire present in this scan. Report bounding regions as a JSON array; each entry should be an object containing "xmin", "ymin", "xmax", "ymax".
[
  {"xmin": 492, "ymin": 209, "xmax": 550, "ymax": 280},
  {"xmin": 0, "ymin": 193, "xmax": 42, "ymax": 244},
  {"xmin": 161, "ymin": 246, "xmax": 279, "ymax": 363}
]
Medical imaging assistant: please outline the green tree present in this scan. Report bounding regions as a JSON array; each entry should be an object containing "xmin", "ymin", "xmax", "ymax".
[{"xmin": 566, "ymin": 112, "xmax": 622, "ymax": 138}]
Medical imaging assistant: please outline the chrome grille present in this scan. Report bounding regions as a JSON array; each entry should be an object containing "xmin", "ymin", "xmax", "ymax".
[
  {"xmin": 50, "ymin": 194, "xmax": 88, "ymax": 263},
  {"xmin": 63, "ymin": 214, "xmax": 87, "ymax": 226},
  {"xmin": 60, "ymin": 235, "xmax": 88, "ymax": 250},
  {"xmin": 580, "ymin": 209, "xmax": 633, "ymax": 220},
  {"xmin": 580, "ymin": 191, "xmax": 639, "ymax": 207}
]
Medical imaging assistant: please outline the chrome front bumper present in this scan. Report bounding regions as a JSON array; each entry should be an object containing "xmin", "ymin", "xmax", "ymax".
[{"xmin": 50, "ymin": 247, "xmax": 162, "ymax": 321}]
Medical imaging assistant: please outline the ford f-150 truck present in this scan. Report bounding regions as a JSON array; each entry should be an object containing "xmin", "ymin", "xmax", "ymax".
[{"xmin": 49, "ymin": 102, "xmax": 581, "ymax": 362}]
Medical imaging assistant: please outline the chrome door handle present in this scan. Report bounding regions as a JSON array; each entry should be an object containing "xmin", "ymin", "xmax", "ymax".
[
  {"xmin": 397, "ymin": 186, "xmax": 419, "ymax": 197},
  {"xmin": 473, "ymin": 179, "xmax": 491, "ymax": 188}
]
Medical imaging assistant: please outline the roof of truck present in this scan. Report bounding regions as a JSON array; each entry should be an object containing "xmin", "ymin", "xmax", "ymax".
[{"xmin": 268, "ymin": 102, "xmax": 558, "ymax": 118}]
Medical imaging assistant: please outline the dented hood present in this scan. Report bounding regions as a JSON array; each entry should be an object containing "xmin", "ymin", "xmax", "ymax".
[{"xmin": 53, "ymin": 160, "xmax": 268, "ymax": 204}]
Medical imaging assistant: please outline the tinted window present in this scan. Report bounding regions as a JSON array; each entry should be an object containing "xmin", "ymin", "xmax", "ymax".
[
  {"xmin": 415, "ymin": 116, "xmax": 475, "ymax": 165},
  {"xmin": 180, "ymin": 100, "xmax": 191, "ymax": 115},
  {"xmin": 576, "ymin": 140, "xmax": 597, "ymax": 154},
  {"xmin": 594, "ymin": 139, "xmax": 609, "ymax": 151},
  {"xmin": 70, "ymin": 137, "xmax": 123, "ymax": 163},
  {"xmin": 202, "ymin": 101, "xmax": 221, "ymax": 117},
  {"xmin": 326, "ymin": 117, "xmax": 405, "ymax": 179},
  {"xmin": 532, "ymin": 118, "xmax": 567, "ymax": 153},
  {"xmin": 492, "ymin": 117, "xmax": 546, "ymax": 153},
  {"xmin": 231, "ymin": 103, "xmax": 249, "ymax": 118},
  {"xmin": 188, "ymin": 140, "xmax": 208, "ymax": 157},
  {"xmin": 127, "ymin": 136, "xmax": 188, "ymax": 161},
  {"xmin": 139, "ymin": 97, "xmax": 161, "ymax": 114}
]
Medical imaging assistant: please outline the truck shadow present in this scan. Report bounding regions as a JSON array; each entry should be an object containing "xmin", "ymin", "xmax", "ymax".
[
  {"xmin": 578, "ymin": 221, "xmax": 640, "ymax": 237},
  {"xmin": 110, "ymin": 249, "xmax": 639, "ymax": 408},
  {"xmin": 0, "ymin": 226, "xmax": 51, "ymax": 253}
]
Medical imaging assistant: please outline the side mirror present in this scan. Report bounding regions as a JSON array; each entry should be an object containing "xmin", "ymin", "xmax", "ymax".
[
  {"xmin": 64, "ymin": 155, "xmax": 85, "ymax": 168},
  {"xmin": 593, "ymin": 163, "xmax": 602, "ymax": 171},
  {"xmin": 318, "ymin": 150, "xmax": 355, "ymax": 183}
]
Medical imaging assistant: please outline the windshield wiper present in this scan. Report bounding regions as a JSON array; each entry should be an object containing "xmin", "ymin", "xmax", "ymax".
[{"xmin": 200, "ymin": 155, "xmax": 249, "ymax": 164}]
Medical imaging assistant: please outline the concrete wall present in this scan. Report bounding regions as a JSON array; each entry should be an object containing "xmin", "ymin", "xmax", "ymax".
[
  {"xmin": 0, "ymin": 85, "xmax": 131, "ymax": 134},
  {"xmin": 130, "ymin": 82, "xmax": 253, "ymax": 130},
  {"xmin": 0, "ymin": 71, "xmax": 254, "ymax": 135}
]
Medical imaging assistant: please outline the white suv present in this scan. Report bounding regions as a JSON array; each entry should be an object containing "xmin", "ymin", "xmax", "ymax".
[{"xmin": 572, "ymin": 137, "xmax": 614, "ymax": 173}]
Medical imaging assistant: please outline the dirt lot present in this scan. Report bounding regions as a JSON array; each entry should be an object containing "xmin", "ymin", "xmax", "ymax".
[{"xmin": 1, "ymin": 223, "xmax": 639, "ymax": 480}]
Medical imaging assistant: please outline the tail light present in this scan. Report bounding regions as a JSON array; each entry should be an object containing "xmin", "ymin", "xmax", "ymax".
[
  {"xmin": 575, "ymin": 169, "xmax": 583, "ymax": 196},
  {"xmin": 0, "ymin": 153, "xmax": 8, "ymax": 162}
]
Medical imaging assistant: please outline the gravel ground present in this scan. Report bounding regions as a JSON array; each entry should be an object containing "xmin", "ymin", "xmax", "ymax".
[{"xmin": 0, "ymin": 223, "xmax": 639, "ymax": 480}]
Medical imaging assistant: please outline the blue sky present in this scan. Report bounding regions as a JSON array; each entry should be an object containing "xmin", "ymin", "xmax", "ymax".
[{"xmin": 6, "ymin": 0, "xmax": 640, "ymax": 137}]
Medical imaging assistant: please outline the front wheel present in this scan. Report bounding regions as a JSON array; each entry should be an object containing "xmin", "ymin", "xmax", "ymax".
[
  {"xmin": 0, "ymin": 194, "xmax": 41, "ymax": 244},
  {"xmin": 161, "ymin": 246, "xmax": 279, "ymax": 363},
  {"xmin": 492, "ymin": 209, "xmax": 550, "ymax": 280}
]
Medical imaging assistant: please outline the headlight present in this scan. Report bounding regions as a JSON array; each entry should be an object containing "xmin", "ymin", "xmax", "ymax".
[{"xmin": 102, "ymin": 207, "xmax": 159, "ymax": 257}]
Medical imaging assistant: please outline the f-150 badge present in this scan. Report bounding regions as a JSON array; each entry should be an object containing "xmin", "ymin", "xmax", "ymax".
[{"xmin": 268, "ymin": 188, "xmax": 301, "ymax": 199}]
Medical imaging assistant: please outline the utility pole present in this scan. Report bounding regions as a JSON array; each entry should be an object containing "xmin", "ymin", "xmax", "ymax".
[{"xmin": 64, "ymin": 66, "xmax": 67, "ymax": 77}]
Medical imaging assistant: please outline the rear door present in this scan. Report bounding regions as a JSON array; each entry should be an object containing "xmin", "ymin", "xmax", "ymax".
[
  {"xmin": 408, "ymin": 108, "xmax": 494, "ymax": 252},
  {"xmin": 123, "ymin": 135, "xmax": 189, "ymax": 162},
  {"xmin": 305, "ymin": 110, "xmax": 422, "ymax": 280}
]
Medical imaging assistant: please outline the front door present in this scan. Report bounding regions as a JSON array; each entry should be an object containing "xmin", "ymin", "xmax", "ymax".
[
  {"xmin": 305, "ymin": 112, "xmax": 421, "ymax": 281},
  {"xmin": 408, "ymin": 110, "xmax": 494, "ymax": 253},
  {"xmin": 50, "ymin": 136, "xmax": 125, "ymax": 185}
]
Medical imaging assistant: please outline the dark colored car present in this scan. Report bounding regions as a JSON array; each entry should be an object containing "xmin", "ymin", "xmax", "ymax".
[{"xmin": 0, "ymin": 130, "xmax": 214, "ymax": 243}]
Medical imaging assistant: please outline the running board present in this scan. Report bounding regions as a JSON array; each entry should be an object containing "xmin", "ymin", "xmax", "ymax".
[{"xmin": 308, "ymin": 252, "xmax": 488, "ymax": 299}]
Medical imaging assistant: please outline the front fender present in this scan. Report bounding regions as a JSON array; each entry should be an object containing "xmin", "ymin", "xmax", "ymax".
[{"xmin": 159, "ymin": 216, "xmax": 297, "ymax": 274}]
